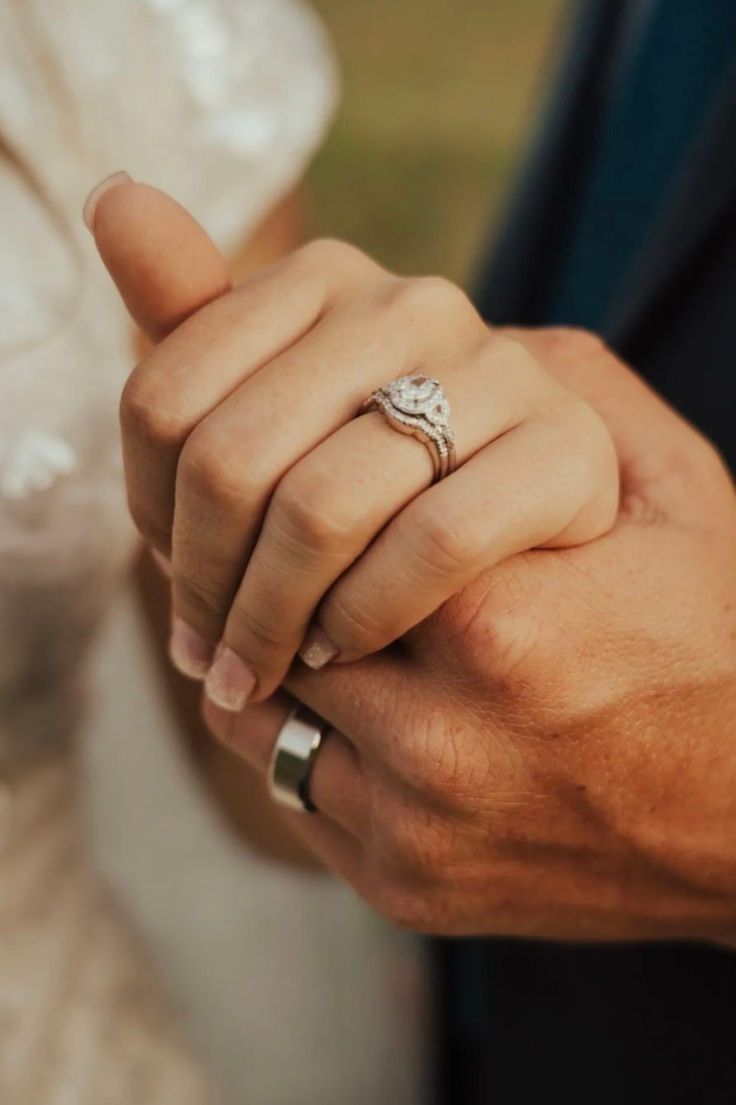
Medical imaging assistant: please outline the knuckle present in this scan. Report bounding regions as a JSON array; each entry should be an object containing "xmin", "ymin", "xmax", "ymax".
[
  {"xmin": 373, "ymin": 879, "xmax": 436, "ymax": 932},
  {"xmin": 392, "ymin": 274, "xmax": 478, "ymax": 326},
  {"xmin": 431, "ymin": 571, "xmax": 543, "ymax": 689},
  {"xmin": 321, "ymin": 586, "xmax": 388, "ymax": 653},
  {"xmin": 177, "ymin": 429, "xmax": 249, "ymax": 511},
  {"xmin": 227, "ymin": 603, "xmax": 287, "ymax": 656},
  {"xmin": 126, "ymin": 496, "xmax": 171, "ymax": 551},
  {"xmin": 484, "ymin": 331, "xmax": 548, "ymax": 393},
  {"xmin": 295, "ymin": 237, "xmax": 371, "ymax": 276},
  {"xmin": 174, "ymin": 572, "xmax": 229, "ymax": 630},
  {"xmin": 408, "ymin": 504, "xmax": 482, "ymax": 576},
  {"xmin": 270, "ymin": 471, "xmax": 356, "ymax": 556},
  {"xmin": 545, "ymin": 326, "xmax": 608, "ymax": 359},
  {"xmin": 120, "ymin": 372, "xmax": 188, "ymax": 450},
  {"xmin": 373, "ymin": 799, "xmax": 442, "ymax": 886},
  {"xmin": 398, "ymin": 710, "xmax": 475, "ymax": 810}
]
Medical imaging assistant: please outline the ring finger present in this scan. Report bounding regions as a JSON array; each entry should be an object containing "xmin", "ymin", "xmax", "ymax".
[
  {"xmin": 204, "ymin": 695, "xmax": 368, "ymax": 838},
  {"xmin": 202, "ymin": 336, "xmax": 541, "ymax": 706},
  {"xmin": 307, "ymin": 413, "xmax": 617, "ymax": 664}
]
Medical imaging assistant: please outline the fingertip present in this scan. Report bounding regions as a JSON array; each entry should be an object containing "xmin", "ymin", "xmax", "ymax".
[
  {"xmin": 82, "ymin": 170, "xmax": 133, "ymax": 233},
  {"xmin": 299, "ymin": 626, "xmax": 339, "ymax": 670},
  {"xmin": 169, "ymin": 617, "xmax": 215, "ymax": 679},
  {"xmin": 204, "ymin": 646, "xmax": 257, "ymax": 712}
]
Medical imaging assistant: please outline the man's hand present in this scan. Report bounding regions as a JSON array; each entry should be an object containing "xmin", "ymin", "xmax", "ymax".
[{"xmin": 207, "ymin": 329, "xmax": 736, "ymax": 944}]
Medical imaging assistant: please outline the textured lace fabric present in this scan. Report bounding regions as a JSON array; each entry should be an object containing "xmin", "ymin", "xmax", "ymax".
[
  {"xmin": 0, "ymin": 2, "xmax": 338, "ymax": 1100},
  {"xmin": 0, "ymin": 755, "xmax": 217, "ymax": 1105},
  {"xmin": 0, "ymin": 0, "xmax": 337, "ymax": 767}
]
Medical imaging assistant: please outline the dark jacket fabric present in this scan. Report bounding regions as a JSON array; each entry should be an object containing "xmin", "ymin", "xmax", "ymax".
[
  {"xmin": 477, "ymin": 0, "xmax": 736, "ymax": 468},
  {"xmin": 434, "ymin": 2, "xmax": 736, "ymax": 1102}
]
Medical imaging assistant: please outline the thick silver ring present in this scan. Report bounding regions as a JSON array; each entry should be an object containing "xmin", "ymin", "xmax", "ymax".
[
  {"xmin": 361, "ymin": 374, "xmax": 457, "ymax": 483},
  {"xmin": 268, "ymin": 704, "xmax": 329, "ymax": 814}
]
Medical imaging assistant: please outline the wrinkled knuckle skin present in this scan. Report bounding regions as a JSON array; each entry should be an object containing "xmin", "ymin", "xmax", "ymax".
[
  {"xmin": 227, "ymin": 604, "xmax": 289, "ymax": 658},
  {"xmin": 271, "ymin": 473, "xmax": 356, "ymax": 556},
  {"xmin": 175, "ymin": 573, "xmax": 229, "ymax": 631},
  {"xmin": 411, "ymin": 505, "xmax": 481, "ymax": 576},
  {"xmin": 430, "ymin": 576, "xmax": 543, "ymax": 692},
  {"xmin": 120, "ymin": 373, "xmax": 188, "ymax": 452},
  {"xmin": 177, "ymin": 433, "xmax": 250, "ymax": 514},
  {"xmin": 127, "ymin": 503, "xmax": 171, "ymax": 553},
  {"xmin": 321, "ymin": 588, "xmax": 388, "ymax": 656},
  {"xmin": 396, "ymin": 710, "xmax": 480, "ymax": 814}
]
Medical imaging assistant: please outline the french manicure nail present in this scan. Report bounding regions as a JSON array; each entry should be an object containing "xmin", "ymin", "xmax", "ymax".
[
  {"xmin": 205, "ymin": 647, "xmax": 257, "ymax": 712},
  {"xmin": 82, "ymin": 170, "xmax": 133, "ymax": 232},
  {"xmin": 169, "ymin": 618, "xmax": 214, "ymax": 680},
  {"xmin": 299, "ymin": 626, "xmax": 339, "ymax": 670}
]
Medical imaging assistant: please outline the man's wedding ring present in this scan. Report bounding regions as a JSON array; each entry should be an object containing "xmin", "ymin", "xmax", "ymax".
[
  {"xmin": 361, "ymin": 374, "xmax": 457, "ymax": 482},
  {"xmin": 268, "ymin": 704, "xmax": 329, "ymax": 813}
]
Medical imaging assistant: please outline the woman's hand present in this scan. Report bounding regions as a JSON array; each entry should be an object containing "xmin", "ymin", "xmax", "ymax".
[{"xmin": 87, "ymin": 177, "xmax": 618, "ymax": 711}]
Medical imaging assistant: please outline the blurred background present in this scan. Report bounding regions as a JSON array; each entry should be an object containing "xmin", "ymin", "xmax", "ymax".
[{"xmin": 308, "ymin": 0, "xmax": 564, "ymax": 279}]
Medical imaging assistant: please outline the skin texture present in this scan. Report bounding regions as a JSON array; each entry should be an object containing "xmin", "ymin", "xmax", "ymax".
[
  {"xmin": 88, "ymin": 178, "xmax": 736, "ymax": 943},
  {"xmin": 208, "ymin": 330, "xmax": 736, "ymax": 943},
  {"xmin": 94, "ymin": 181, "xmax": 618, "ymax": 718}
]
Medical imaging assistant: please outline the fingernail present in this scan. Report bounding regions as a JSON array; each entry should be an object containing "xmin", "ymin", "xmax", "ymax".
[
  {"xmin": 169, "ymin": 618, "xmax": 214, "ymax": 680},
  {"xmin": 299, "ymin": 626, "xmax": 339, "ymax": 670},
  {"xmin": 82, "ymin": 170, "xmax": 133, "ymax": 232},
  {"xmin": 151, "ymin": 548, "xmax": 173, "ymax": 578},
  {"xmin": 205, "ymin": 647, "xmax": 257, "ymax": 712}
]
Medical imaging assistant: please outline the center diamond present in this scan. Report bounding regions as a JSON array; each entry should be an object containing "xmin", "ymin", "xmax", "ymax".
[{"xmin": 388, "ymin": 374, "xmax": 443, "ymax": 416}]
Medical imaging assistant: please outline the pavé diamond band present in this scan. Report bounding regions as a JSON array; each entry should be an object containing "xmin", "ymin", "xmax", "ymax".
[{"xmin": 361, "ymin": 374, "xmax": 457, "ymax": 483}]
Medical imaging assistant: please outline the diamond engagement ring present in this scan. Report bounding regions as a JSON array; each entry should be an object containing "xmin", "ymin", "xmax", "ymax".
[{"xmin": 361, "ymin": 374, "xmax": 457, "ymax": 482}]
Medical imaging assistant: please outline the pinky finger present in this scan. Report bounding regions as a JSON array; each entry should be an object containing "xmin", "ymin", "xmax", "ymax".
[{"xmin": 304, "ymin": 417, "xmax": 618, "ymax": 665}]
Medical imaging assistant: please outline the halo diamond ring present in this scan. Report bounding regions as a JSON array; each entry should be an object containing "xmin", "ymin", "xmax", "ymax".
[{"xmin": 362, "ymin": 374, "xmax": 457, "ymax": 482}]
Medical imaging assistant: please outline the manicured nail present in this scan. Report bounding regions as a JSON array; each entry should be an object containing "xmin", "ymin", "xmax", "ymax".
[
  {"xmin": 151, "ymin": 548, "xmax": 173, "ymax": 578},
  {"xmin": 299, "ymin": 626, "xmax": 339, "ymax": 670},
  {"xmin": 169, "ymin": 618, "xmax": 214, "ymax": 680},
  {"xmin": 205, "ymin": 647, "xmax": 257, "ymax": 712},
  {"xmin": 82, "ymin": 170, "xmax": 133, "ymax": 232}
]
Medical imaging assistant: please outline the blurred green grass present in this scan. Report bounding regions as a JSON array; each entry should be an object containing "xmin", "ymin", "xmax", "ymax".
[{"xmin": 307, "ymin": 0, "xmax": 565, "ymax": 286}]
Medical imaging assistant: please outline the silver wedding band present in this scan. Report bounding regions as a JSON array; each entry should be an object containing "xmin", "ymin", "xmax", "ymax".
[
  {"xmin": 362, "ymin": 374, "xmax": 457, "ymax": 483},
  {"xmin": 268, "ymin": 704, "xmax": 329, "ymax": 813}
]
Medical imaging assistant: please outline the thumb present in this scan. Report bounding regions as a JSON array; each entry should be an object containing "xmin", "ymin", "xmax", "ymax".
[{"xmin": 83, "ymin": 171, "xmax": 231, "ymax": 342}]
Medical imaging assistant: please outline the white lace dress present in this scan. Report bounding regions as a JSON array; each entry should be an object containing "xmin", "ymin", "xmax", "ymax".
[{"xmin": 0, "ymin": 2, "xmax": 425, "ymax": 1103}]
